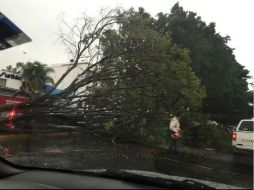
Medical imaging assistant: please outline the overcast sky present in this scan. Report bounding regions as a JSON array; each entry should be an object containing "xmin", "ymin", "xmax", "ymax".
[{"xmin": 0, "ymin": 0, "xmax": 253, "ymax": 79}]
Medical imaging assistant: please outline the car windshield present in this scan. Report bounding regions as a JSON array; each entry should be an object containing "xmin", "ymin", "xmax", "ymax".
[
  {"xmin": 0, "ymin": 0, "xmax": 253, "ymax": 189},
  {"xmin": 239, "ymin": 121, "xmax": 254, "ymax": 132}
]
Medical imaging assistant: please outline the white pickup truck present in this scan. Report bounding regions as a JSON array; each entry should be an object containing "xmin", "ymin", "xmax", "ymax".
[{"xmin": 232, "ymin": 119, "xmax": 253, "ymax": 163}]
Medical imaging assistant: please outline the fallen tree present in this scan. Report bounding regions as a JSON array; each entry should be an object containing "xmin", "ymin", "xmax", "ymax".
[{"xmin": 0, "ymin": 8, "xmax": 206, "ymax": 145}]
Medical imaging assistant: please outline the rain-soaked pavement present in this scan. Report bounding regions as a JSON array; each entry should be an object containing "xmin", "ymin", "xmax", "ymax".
[{"xmin": 0, "ymin": 131, "xmax": 253, "ymax": 189}]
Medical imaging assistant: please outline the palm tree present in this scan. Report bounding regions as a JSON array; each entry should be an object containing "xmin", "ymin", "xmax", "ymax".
[
  {"xmin": 3, "ymin": 65, "xmax": 20, "ymax": 74},
  {"xmin": 16, "ymin": 61, "xmax": 55, "ymax": 95}
]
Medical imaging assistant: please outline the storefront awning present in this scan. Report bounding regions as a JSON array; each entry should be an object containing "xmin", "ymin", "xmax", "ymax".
[{"xmin": 0, "ymin": 12, "xmax": 31, "ymax": 50}]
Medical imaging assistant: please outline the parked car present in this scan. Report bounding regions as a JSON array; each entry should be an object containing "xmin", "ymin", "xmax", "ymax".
[{"xmin": 232, "ymin": 119, "xmax": 253, "ymax": 164}]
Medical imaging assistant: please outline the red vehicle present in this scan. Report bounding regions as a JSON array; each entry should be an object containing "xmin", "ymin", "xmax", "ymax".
[{"xmin": 0, "ymin": 95, "xmax": 30, "ymax": 129}]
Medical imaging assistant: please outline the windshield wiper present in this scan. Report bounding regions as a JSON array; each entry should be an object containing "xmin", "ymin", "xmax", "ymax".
[{"xmin": 83, "ymin": 168, "xmax": 215, "ymax": 189}]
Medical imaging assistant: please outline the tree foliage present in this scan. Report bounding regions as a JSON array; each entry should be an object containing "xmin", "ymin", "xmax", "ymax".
[
  {"xmin": 155, "ymin": 3, "xmax": 251, "ymax": 124},
  {"xmin": 0, "ymin": 5, "xmax": 251, "ymax": 146},
  {"xmin": 5, "ymin": 61, "xmax": 54, "ymax": 97},
  {"xmin": 84, "ymin": 8, "xmax": 205, "ymax": 143},
  {"xmin": 4, "ymin": 65, "xmax": 20, "ymax": 74}
]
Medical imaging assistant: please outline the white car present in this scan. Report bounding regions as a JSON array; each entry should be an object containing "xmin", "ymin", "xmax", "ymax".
[{"xmin": 232, "ymin": 119, "xmax": 253, "ymax": 163}]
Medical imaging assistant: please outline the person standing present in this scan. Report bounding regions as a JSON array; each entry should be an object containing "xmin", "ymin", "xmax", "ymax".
[{"xmin": 168, "ymin": 115, "xmax": 181, "ymax": 155}]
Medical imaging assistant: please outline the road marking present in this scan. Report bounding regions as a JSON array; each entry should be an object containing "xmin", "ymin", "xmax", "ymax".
[
  {"xmin": 220, "ymin": 170, "xmax": 247, "ymax": 176},
  {"xmin": 159, "ymin": 156, "xmax": 250, "ymax": 176},
  {"xmin": 161, "ymin": 157, "xmax": 214, "ymax": 170},
  {"xmin": 159, "ymin": 157, "xmax": 182, "ymax": 163},
  {"xmin": 192, "ymin": 164, "xmax": 213, "ymax": 170}
]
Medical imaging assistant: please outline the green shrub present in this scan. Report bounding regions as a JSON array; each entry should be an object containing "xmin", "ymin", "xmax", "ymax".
[
  {"xmin": 181, "ymin": 124, "xmax": 231, "ymax": 151},
  {"xmin": 199, "ymin": 125, "xmax": 231, "ymax": 151},
  {"xmin": 146, "ymin": 125, "xmax": 168, "ymax": 146}
]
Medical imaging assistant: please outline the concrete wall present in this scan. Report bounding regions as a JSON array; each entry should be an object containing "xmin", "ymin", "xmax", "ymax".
[{"xmin": 49, "ymin": 63, "xmax": 87, "ymax": 90}]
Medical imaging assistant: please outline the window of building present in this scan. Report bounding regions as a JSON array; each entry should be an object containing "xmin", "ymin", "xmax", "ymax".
[{"xmin": 0, "ymin": 78, "xmax": 7, "ymax": 87}]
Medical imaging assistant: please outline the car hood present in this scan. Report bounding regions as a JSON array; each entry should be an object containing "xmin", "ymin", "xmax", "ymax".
[{"xmin": 84, "ymin": 169, "xmax": 243, "ymax": 189}]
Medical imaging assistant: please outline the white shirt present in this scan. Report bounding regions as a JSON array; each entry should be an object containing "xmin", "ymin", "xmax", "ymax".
[{"xmin": 169, "ymin": 117, "xmax": 180, "ymax": 133}]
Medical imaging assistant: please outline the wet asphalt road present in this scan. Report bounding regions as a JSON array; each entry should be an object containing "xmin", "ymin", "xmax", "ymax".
[{"xmin": 1, "ymin": 132, "xmax": 253, "ymax": 189}]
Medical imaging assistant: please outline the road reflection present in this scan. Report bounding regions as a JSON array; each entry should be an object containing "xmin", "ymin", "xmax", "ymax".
[{"xmin": 0, "ymin": 131, "xmax": 253, "ymax": 189}]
